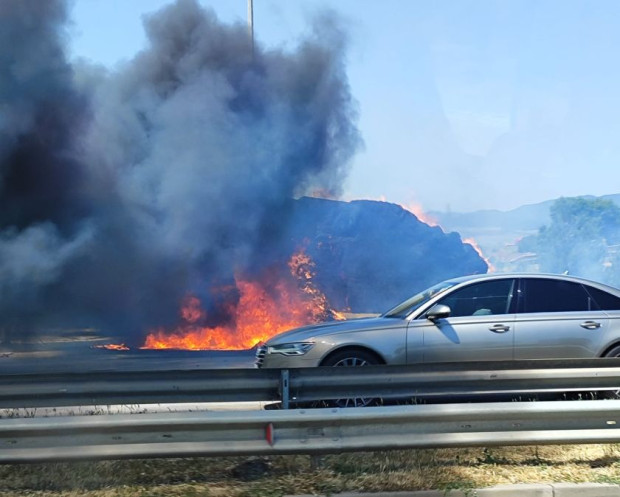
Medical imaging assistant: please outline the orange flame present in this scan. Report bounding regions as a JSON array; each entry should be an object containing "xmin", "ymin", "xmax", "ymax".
[
  {"xmin": 308, "ymin": 189, "xmax": 337, "ymax": 200},
  {"xmin": 401, "ymin": 202, "xmax": 440, "ymax": 227},
  {"xmin": 141, "ymin": 248, "xmax": 344, "ymax": 351},
  {"xmin": 463, "ymin": 237, "xmax": 496, "ymax": 273},
  {"xmin": 399, "ymin": 199, "xmax": 495, "ymax": 273},
  {"xmin": 93, "ymin": 343, "xmax": 130, "ymax": 351}
]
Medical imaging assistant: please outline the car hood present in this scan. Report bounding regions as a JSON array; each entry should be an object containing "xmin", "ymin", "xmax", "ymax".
[{"xmin": 265, "ymin": 316, "xmax": 402, "ymax": 345}]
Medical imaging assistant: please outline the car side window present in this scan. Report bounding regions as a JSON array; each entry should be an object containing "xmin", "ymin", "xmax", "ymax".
[
  {"xmin": 437, "ymin": 279, "xmax": 515, "ymax": 318},
  {"xmin": 583, "ymin": 285, "xmax": 620, "ymax": 310},
  {"xmin": 520, "ymin": 279, "xmax": 593, "ymax": 313}
]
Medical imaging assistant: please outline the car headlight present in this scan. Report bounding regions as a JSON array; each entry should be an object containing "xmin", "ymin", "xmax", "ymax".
[{"xmin": 267, "ymin": 342, "xmax": 314, "ymax": 356}]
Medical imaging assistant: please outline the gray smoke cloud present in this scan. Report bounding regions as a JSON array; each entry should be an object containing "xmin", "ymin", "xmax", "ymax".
[{"xmin": 0, "ymin": 0, "xmax": 360, "ymax": 342}]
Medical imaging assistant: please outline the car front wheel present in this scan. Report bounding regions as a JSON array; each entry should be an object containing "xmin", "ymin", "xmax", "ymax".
[{"xmin": 320, "ymin": 349, "xmax": 382, "ymax": 407}]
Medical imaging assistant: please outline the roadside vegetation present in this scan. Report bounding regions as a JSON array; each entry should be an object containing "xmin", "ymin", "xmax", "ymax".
[
  {"xmin": 518, "ymin": 197, "xmax": 620, "ymax": 285},
  {"xmin": 1, "ymin": 445, "xmax": 620, "ymax": 496}
]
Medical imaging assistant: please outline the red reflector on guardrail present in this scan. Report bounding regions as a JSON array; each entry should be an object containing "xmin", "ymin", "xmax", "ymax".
[{"xmin": 265, "ymin": 423, "xmax": 275, "ymax": 446}]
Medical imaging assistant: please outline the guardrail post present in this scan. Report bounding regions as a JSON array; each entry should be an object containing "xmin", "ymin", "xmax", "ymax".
[{"xmin": 280, "ymin": 369, "xmax": 290, "ymax": 409}]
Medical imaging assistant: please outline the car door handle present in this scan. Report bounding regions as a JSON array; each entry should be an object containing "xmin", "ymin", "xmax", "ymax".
[
  {"xmin": 580, "ymin": 321, "xmax": 602, "ymax": 330},
  {"xmin": 489, "ymin": 324, "xmax": 510, "ymax": 333}
]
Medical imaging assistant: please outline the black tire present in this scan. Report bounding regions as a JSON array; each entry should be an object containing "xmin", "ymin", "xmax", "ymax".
[
  {"xmin": 320, "ymin": 348, "xmax": 382, "ymax": 367},
  {"xmin": 604, "ymin": 345, "xmax": 620, "ymax": 358},
  {"xmin": 319, "ymin": 349, "xmax": 382, "ymax": 407},
  {"xmin": 603, "ymin": 346, "xmax": 620, "ymax": 399}
]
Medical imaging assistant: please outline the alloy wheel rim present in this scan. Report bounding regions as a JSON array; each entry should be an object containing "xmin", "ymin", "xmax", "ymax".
[{"xmin": 332, "ymin": 357, "xmax": 374, "ymax": 407}]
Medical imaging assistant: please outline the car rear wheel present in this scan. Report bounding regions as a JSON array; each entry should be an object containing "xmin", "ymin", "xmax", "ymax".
[
  {"xmin": 603, "ymin": 345, "xmax": 620, "ymax": 399},
  {"xmin": 320, "ymin": 349, "xmax": 382, "ymax": 407},
  {"xmin": 604, "ymin": 345, "xmax": 620, "ymax": 358}
]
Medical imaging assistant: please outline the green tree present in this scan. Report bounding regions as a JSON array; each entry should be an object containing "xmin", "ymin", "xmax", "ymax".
[{"xmin": 532, "ymin": 197, "xmax": 620, "ymax": 283}]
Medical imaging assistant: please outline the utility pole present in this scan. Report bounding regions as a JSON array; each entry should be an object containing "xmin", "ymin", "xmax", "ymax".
[{"xmin": 247, "ymin": 0, "xmax": 254, "ymax": 57}]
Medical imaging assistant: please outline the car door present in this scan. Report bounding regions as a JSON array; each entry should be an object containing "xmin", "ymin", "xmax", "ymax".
[
  {"xmin": 407, "ymin": 278, "xmax": 517, "ymax": 363},
  {"xmin": 513, "ymin": 277, "xmax": 610, "ymax": 359},
  {"xmin": 581, "ymin": 284, "xmax": 620, "ymax": 356}
]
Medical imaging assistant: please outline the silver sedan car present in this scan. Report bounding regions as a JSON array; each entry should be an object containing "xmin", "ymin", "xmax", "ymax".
[{"xmin": 256, "ymin": 273, "xmax": 620, "ymax": 369}]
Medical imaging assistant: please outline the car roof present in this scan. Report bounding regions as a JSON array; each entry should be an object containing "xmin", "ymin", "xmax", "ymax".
[{"xmin": 445, "ymin": 272, "xmax": 620, "ymax": 295}]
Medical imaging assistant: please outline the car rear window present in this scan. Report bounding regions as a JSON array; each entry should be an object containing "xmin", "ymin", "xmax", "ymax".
[
  {"xmin": 521, "ymin": 279, "xmax": 593, "ymax": 313},
  {"xmin": 583, "ymin": 285, "xmax": 620, "ymax": 310}
]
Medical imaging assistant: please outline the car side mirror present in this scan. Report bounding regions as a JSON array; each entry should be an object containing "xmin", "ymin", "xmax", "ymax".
[{"xmin": 426, "ymin": 304, "xmax": 451, "ymax": 322}]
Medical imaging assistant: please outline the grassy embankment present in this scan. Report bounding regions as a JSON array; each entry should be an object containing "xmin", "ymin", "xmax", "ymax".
[{"xmin": 1, "ymin": 445, "xmax": 620, "ymax": 496}]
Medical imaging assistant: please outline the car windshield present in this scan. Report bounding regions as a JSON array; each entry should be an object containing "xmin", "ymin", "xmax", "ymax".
[{"xmin": 382, "ymin": 280, "xmax": 457, "ymax": 318}]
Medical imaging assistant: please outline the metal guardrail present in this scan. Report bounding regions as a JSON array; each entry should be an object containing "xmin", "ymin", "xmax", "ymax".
[
  {"xmin": 0, "ymin": 368, "xmax": 281, "ymax": 408},
  {"xmin": 284, "ymin": 358, "xmax": 620, "ymax": 405},
  {"xmin": 3, "ymin": 358, "xmax": 620, "ymax": 409},
  {"xmin": 3, "ymin": 400, "xmax": 620, "ymax": 463},
  {"xmin": 3, "ymin": 359, "xmax": 620, "ymax": 462}
]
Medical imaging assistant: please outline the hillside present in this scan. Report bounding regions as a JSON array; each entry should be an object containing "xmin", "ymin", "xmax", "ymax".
[
  {"xmin": 428, "ymin": 194, "xmax": 620, "ymax": 273},
  {"xmin": 431, "ymin": 194, "xmax": 620, "ymax": 232},
  {"xmin": 286, "ymin": 197, "xmax": 488, "ymax": 313}
]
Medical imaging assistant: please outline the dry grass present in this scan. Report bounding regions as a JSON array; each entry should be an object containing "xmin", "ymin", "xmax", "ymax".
[{"xmin": 0, "ymin": 445, "xmax": 619, "ymax": 496}]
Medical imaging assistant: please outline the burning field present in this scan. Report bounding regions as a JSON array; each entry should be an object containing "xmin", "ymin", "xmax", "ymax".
[
  {"xmin": 141, "ymin": 248, "xmax": 343, "ymax": 350},
  {"xmin": 109, "ymin": 196, "xmax": 488, "ymax": 351},
  {"xmin": 0, "ymin": 0, "xmax": 489, "ymax": 351}
]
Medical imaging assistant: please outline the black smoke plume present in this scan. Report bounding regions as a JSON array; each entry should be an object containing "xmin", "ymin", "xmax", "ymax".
[{"xmin": 0, "ymin": 0, "xmax": 360, "ymax": 343}]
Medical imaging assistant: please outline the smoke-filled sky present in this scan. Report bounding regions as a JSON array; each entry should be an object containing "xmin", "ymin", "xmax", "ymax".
[
  {"xmin": 0, "ymin": 0, "xmax": 359, "ymax": 338},
  {"xmin": 70, "ymin": 0, "xmax": 620, "ymax": 212}
]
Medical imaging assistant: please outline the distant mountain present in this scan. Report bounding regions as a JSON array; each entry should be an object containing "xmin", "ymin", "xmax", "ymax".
[{"xmin": 430, "ymin": 194, "xmax": 620, "ymax": 233}]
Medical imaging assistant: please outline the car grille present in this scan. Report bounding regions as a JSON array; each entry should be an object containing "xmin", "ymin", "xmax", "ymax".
[{"xmin": 255, "ymin": 344, "xmax": 267, "ymax": 368}]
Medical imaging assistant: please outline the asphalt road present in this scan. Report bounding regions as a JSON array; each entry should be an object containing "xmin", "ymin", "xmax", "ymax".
[{"xmin": 0, "ymin": 332, "xmax": 256, "ymax": 374}]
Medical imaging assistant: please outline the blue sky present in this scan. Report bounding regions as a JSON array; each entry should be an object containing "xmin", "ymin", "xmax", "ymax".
[{"xmin": 69, "ymin": 0, "xmax": 620, "ymax": 212}]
